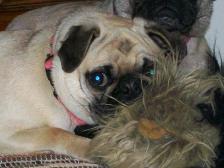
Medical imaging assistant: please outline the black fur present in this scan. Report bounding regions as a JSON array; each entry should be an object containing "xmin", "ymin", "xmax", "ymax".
[
  {"xmin": 58, "ymin": 25, "xmax": 99, "ymax": 73},
  {"xmin": 146, "ymin": 26, "xmax": 187, "ymax": 59},
  {"xmin": 197, "ymin": 89, "xmax": 224, "ymax": 167},
  {"xmin": 196, "ymin": 47, "xmax": 224, "ymax": 167},
  {"xmin": 133, "ymin": 0, "xmax": 198, "ymax": 34},
  {"xmin": 74, "ymin": 124, "xmax": 100, "ymax": 139}
]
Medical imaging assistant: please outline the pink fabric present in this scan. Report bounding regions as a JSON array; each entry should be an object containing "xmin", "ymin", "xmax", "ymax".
[
  {"xmin": 183, "ymin": 36, "xmax": 191, "ymax": 44},
  {"xmin": 45, "ymin": 57, "xmax": 53, "ymax": 70}
]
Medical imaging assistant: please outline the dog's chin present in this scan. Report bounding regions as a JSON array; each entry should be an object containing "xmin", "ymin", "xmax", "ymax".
[{"xmin": 89, "ymin": 101, "xmax": 117, "ymax": 122}]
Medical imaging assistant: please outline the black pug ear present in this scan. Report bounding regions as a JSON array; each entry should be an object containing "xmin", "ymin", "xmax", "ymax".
[
  {"xmin": 146, "ymin": 26, "xmax": 187, "ymax": 59},
  {"xmin": 147, "ymin": 31, "xmax": 172, "ymax": 50},
  {"xmin": 58, "ymin": 25, "xmax": 100, "ymax": 73}
]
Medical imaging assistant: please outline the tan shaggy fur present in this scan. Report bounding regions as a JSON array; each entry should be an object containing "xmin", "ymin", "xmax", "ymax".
[{"xmin": 88, "ymin": 55, "xmax": 224, "ymax": 168}]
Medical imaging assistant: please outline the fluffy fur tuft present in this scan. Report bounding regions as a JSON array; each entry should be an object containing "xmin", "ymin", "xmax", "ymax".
[{"xmin": 88, "ymin": 54, "xmax": 224, "ymax": 168}]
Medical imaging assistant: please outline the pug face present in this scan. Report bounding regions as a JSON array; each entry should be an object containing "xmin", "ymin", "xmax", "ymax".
[
  {"xmin": 134, "ymin": 0, "xmax": 198, "ymax": 34},
  {"xmin": 50, "ymin": 11, "xmax": 178, "ymax": 125},
  {"xmin": 102, "ymin": 0, "xmax": 215, "ymax": 36}
]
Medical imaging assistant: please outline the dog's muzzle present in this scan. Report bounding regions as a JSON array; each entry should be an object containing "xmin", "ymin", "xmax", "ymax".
[
  {"xmin": 89, "ymin": 73, "xmax": 143, "ymax": 118},
  {"xmin": 80, "ymin": 74, "xmax": 143, "ymax": 138},
  {"xmin": 111, "ymin": 74, "xmax": 142, "ymax": 103}
]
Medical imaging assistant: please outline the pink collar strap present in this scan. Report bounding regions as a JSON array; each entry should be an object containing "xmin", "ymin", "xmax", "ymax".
[{"xmin": 44, "ymin": 37, "xmax": 87, "ymax": 126}]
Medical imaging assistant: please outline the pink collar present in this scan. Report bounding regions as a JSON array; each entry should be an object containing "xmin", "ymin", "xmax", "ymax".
[
  {"xmin": 183, "ymin": 36, "xmax": 191, "ymax": 44},
  {"xmin": 45, "ymin": 37, "xmax": 87, "ymax": 126}
]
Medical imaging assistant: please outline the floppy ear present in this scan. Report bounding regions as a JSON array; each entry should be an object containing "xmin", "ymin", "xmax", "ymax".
[
  {"xmin": 145, "ymin": 25, "xmax": 174, "ymax": 50},
  {"xmin": 147, "ymin": 31, "xmax": 172, "ymax": 50},
  {"xmin": 103, "ymin": 0, "xmax": 134, "ymax": 18},
  {"xmin": 146, "ymin": 26, "xmax": 187, "ymax": 59},
  {"xmin": 58, "ymin": 25, "xmax": 99, "ymax": 73}
]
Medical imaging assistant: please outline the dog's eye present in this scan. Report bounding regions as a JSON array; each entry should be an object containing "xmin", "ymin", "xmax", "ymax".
[
  {"xmin": 142, "ymin": 59, "xmax": 156, "ymax": 77},
  {"xmin": 87, "ymin": 68, "xmax": 113, "ymax": 90},
  {"xmin": 90, "ymin": 72, "xmax": 107, "ymax": 86}
]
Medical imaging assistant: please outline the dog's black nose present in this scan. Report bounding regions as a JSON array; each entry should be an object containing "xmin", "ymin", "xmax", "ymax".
[
  {"xmin": 112, "ymin": 74, "xmax": 142, "ymax": 103},
  {"xmin": 155, "ymin": 11, "xmax": 180, "ymax": 31}
]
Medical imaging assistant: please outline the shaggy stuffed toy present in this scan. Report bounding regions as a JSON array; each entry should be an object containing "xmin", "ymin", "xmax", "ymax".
[
  {"xmin": 1, "ymin": 56, "xmax": 223, "ymax": 168},
  {"xmin": 87, "ymin": 55, "xmax": 224, "ymax": 168}
]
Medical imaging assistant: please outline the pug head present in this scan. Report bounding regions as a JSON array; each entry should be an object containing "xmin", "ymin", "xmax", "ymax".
[
  {"xmin": 51, "ymin": 10, "xmax": 183, "ymax": 126},
  {"xmin": 102, "ymin": 0, "xmax": 215, "ymax": 36}
]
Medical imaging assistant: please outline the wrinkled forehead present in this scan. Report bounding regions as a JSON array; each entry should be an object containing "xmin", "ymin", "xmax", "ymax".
[
  {"xmin": 53, "ymin": 10, "xmax": 150, "ymax": 51},
  {"xmin": 81, "ymin": 31, "xmax": 161, "ymax": 75},
  {"xmin": 54, "ymin": 10, "xmax": 169, "ymax": 74}
]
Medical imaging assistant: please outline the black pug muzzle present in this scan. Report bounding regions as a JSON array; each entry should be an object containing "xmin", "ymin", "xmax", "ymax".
[
  {"xmin": 75, "ymin": 74, "xmax": 143, "ymax": 138},
  {"xmin": 134, "ymin": 0, "xmax": 198, "ymax": 34}
]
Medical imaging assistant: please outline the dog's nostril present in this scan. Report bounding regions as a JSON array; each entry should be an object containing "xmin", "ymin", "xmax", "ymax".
[
  {"xmin": 153, "ymin": 7, "xmax": 181, "ymax": 30},
  {"xmin": 133, "ymin": 81, "xmax": 142, "ymax": 95},
  {"xmin": 121, "ymin": 79, "xmax": 142, "ymax": 101},
  {"xmin": 158, "ymin": 16, "xmax": 175, "ymax": 24},
  {"xmin": 121, "ymin": 85, "xmax": 131, "ymax": 95},
  {"xmin": 156, "ymin": 15, "xmax": 179, "ymax": 29}
]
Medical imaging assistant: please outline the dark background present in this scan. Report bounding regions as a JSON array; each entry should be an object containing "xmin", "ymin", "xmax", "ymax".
[{"xmin": 0, "ymin": 0, "xmax": 94, "ymax": 30}]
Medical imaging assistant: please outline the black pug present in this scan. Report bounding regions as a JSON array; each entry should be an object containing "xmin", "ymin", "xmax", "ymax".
[
  {"xmin": 103, "ymin": 0, "xmax": 215, "ymax": 37},
  {"xmin": 134, "ymin": 0, "xmax": 198, "ymax": 33}
]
